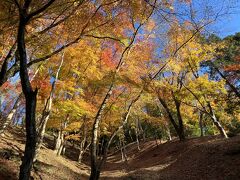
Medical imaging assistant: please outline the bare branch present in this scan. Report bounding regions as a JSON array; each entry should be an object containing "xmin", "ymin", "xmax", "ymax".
[
  {"xmin": 84, "ymin": 34, "xmax": 124, "ymax": 45},
  {"xmin": 27, "ymin": 0, "xmax": 55, "ymax": 20}
]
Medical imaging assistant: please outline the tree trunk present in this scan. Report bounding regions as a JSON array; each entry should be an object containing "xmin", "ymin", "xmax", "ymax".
[
  {"xmin": 35, "ymin": 53, "xmax": 64, "ymax": 159},
  {"xmin": 19, "ymin": 92, "xmax": 37, "ymax": 180},
  {"xmin": 128, "ymin": 129, "xmax": 134, "ymax": 142},
  {"xmin": 138, "ymin": 119, "xmax": 146, "ymax": 142},
  {"xmin": 54, "ymin": 131, "xmax": 65, "ymax": 155},
  {"xmin": 56, "ymin": 131, "xmax": 65, "ymax": 156},
  {"xmin": 174, "ymin": 98, "xmax": 185, "ymax": 141},
  {"xmin": 78, "ymin": 149, "xmax": 84, "ymax": 163},
  {"xmin": 57, "ymin": 143, "xmax": 64, "ymax": 156},
  {"xmin": 35, "ymin": 113, "xmax": 49, "ymax": 156},
  {"xmin": 17, "ymin": 10, "xmax": 38, "ymax": 180},
  {"xmin": 90, "ymin": 83, "xmax": 114, "ymax": 180},
  {"xmin": 15, "ymin": 1, "xmax": 59, "ymax": 178},
  {"xmin": 199, "ymin": 111, "xmax": 204, "ymax": 137},
  {"xmin": 54, "ymin": 131, "xmax": 62, "ymax": 153},
  {"xmin": 122, "ymin": 140, "xmax": 128, "ymax": 162},
  {"xmin": 54, "ymin": 115, "xmax": 68, "ymax": 156},
  {"xmin": 89, "ymin": 17, "xmax": 148, "ymax": 179},
  {"xmin": 90, "ymin": 95, "xmax": 138, "ymax": 180},
  {"xmin": 213, "ymin": 64, "xmax": 240, "ymax": 99},
  {"xmin": 78, "ymin": 142, "xmax": 91, "ymax": 163},
  {"xmin": 0, "ymin": 109, "xmax": 16, "ymax": 136},
  {"xmin": 208, "ymin": 102, "xmax": 228, "ymax": 138},
  {"xmin": 155, "ymin": 133, "xmax": 159, "ymax": 147},
  {"xmin": 183, "ymin": 81, "xmax": 228, "ymax": 139},
  {"xmin": 78, "ymin": 117, "xmax": 87, "ymax": 163},
  {"xmin": 158, "ymin": 96, "xmax": 184, "ymax": 141},
  {"xmin": 120, "ymin": 140, "xmax": 124, "ymax": 162},
  {"xmin": 61, "ymin": 145, "xmax": 66, "ymax": 155},
  {"xmin": 166, "ymin": 125, "xmax": 172, "ymax": 141},
  {"xmin": 0, "ymin": 95, "xmax": 20, "ymax": 135},
  {"xmin": 135, "ymin": 119, "xmax": 140, "ymax": 151},
  {"xmin": 0, "ymin": 42, "xmax": 17, "ymax": 86},
  {"xmin": 1, "ymin": 66, "xmax": 40, "ymax": 137},
  {"xmin": 211, "ymin": 115, "xmax": 228, "ymax": 138}
]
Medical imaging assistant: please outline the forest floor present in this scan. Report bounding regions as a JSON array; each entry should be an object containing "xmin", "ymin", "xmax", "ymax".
[{"xmin": 0, "ymin": 127, "xmax": 240, "ymax": 180}]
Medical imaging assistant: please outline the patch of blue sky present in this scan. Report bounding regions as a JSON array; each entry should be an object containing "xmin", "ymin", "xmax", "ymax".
[{"xmin": 196, "ymin": 0, "xmax": 240, "ymax": 37}]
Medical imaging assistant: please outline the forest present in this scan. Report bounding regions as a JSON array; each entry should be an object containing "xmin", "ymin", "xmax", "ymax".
[{"xmin": 0, "ymin": 0, "xmax": 239, "ymax": 180}]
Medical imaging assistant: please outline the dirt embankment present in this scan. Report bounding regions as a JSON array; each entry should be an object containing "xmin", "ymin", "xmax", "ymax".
[{"xmin": 0, "ymin": 128, "xmax": 240, "ymax": 180}]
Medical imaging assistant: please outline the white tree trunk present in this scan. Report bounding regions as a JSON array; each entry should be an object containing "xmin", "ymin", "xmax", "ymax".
[{"xmin": 208, "ymin": 102, "xmax": 228, "ymax": 138}]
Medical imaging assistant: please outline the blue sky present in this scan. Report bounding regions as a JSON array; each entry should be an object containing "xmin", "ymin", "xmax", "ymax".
[
  {"xmin": 208, "ymin": 0, "xmax": 240, "ymax": 38},
  {"xmin": 214, "ymin": 11, "xmax": 240, "ymax": 37},
  {"xmin": 169, "ymin": 0, "xmax": 240, "ymax": 38}
]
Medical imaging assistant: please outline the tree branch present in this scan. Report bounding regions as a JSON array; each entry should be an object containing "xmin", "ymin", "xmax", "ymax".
[{"xmin": 27, "ymin": 0, "xmax": 55, "ymax": 20}]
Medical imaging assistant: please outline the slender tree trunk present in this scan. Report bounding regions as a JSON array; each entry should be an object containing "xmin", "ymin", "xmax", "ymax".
[
  {"xmin": 142, "ymin": 129, "xmax": 146, "ymax": 142},
  {"xmin": 54, "ymin": 115, "xmax": 68, "ymax": 155},
  {"xmin": 35, "ymin": 114, "xmax": 49, "ymax": 155},
  {"xmin": 2, "ymin": 67, "xmax": 40, "ymax": 136},
  {"xmin": 54, "ymin": 130, "xmax": 62, "ymax": 152},
  {"xmin": 128, "ymin": 129, "xmax": 134, "ymax": 142},
  {"xmin": 166, "ymin": 125, "xmax": 172, "ymax": 141},
  {"xmin": 138, "ymin": 118, "xmax": 146, "ymax": 142},
  {"xmin": 211, "ymin": 115, "xmax": 228, "ymax": 138},
  {"xmin": 21, "ymin": 117, "xmax": 25, "ymax": 130},
  {"xmin": 135, "ymin": 119, "xmax": 140, "ymax": 151},
  {"xmin": 78, "ymin": 143, "xmax": 90, "ymax": 163},
  {"xmin": 208, "ymin": 102, "xmax": 228, "ymax": 138},
  {"xmin": 93, "ymin": 97, "xmax": 137, "ymax": 177},
  {"xmin": 89, "ymin": 16, "xmax": 148, "ymax": 179},
  {"xmin": 54, "ymin": 130, "xmax": 65, "ymax": 155},
  {"xmin": 61, "ymin": 145, "xmax": 66, "ymax": 155},
  {"xmin": 120, "ymin": 140, "xmax": 124, "ymax": 162},
  {"xmin": 158, "ymin": 96, "xmax": 184, "ymax": 141},
  {"xmin": 57, "ymin": 142, "xmax": 64, "ymax": 156},
  {"xmin": 35, "ymin": 53, "xmax": 64, "ymax": 158},
  {"xmin": 122, "ymin": 140, "xmax": 128, "ymax": 162},
  {"xmin": 78, "ymin": 148, "xmax": 84, "ymax": 163},
  {"xmin": 199, "ymin": 111, "xmax": 204, "ymax": 137},
  {"xmin": 0, "ymin": 94, "xmax": 21, "ymax": 135},
  {"xmin": 0, "ymin": 109, "xmax": 16, "ymax": 136},
  {"xmin": 0, "ymin": 42, "xmax": 17, "ymax": 86},
  {"xmin": 155, "ymin": 132, "xmax": 159, "ymax": 147},
  {"xmin": 135, "ymin": 131, "xmax": 140, "ymax": 150},
  {"xmin": 90, "ymin": 83, "xmax": 114, "ymax": 180},
  {"xmin": 56, "ymin": 131, "xmax": 65, "ymax": 156},
  {"xmin": 183, "ymin": 82, "xmax": 228, "ymax": 139},
  {"xmin": 174, "ymin": 98, "xmax": 185, "ymax": 141},
  {"xmin": 78, "ymin": 117, "xmax": 87, "ymax": 163}
]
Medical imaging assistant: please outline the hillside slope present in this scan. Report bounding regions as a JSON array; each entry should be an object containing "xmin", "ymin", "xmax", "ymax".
[
  {"xmin": 0, "ymin": 128, "xmax": 240, "ymax": 180},
  {"xmin": 104, "ymin": 136, "xmax": 240, "ymax": 180}
]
